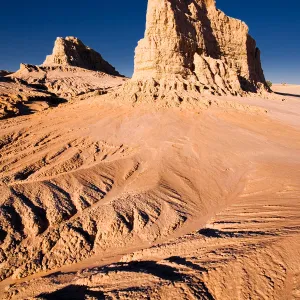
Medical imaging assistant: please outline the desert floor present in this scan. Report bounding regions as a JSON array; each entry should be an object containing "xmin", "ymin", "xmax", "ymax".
[{"xmin": 0, "ymin": 84, "xmax": 299, "ymax": 299}]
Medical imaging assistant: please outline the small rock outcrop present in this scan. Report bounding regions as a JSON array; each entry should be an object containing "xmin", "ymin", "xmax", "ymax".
[
  {"xmin": 0, "ymin": 76, "xmax": 65, "ymax": 119},
  {"xmin": 121, "ymin": 0, "xmax": 268, "ymax": 103},
  {"xmin": 43, "ymin": 36, "xmax": 121, "ymax": 76},
  {"xmin": 0, "ymin": 70, "xmax": 12, "ymax": 77}
]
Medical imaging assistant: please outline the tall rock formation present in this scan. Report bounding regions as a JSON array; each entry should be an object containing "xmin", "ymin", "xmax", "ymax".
[
  {"xmin": 43, "ymin": 36, "xmax": 121, "ymax": 76},
  {"xmin": 125, "ymin": 0, "xmax": 267, "ymax": 101}
]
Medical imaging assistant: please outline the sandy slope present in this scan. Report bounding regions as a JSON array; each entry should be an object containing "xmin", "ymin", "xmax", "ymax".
[{"xmin": 0, "ymin": 85, "xmax": 300, "ymax": 299}]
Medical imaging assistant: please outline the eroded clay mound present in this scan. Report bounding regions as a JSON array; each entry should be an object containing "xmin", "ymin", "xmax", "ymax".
[
  {"xmin": 12, "ymin": 64, "xmax": 127, "ymax": 100},
  {"xmin": 43, "ymin": 36, "xmax": 121, "ymax": 76},
  {"xmin": 0, "ymin": 76, "xmax": 66, "ymax": 119},
  {"xmin": 119, "ymin": 0, "xmax": 268, "ymax": 104},
  {"xmin": 0, "ymin": 37, "xmax": 126, "ymax": 119}
]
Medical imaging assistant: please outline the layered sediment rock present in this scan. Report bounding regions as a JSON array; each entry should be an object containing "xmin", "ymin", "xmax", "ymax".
[
  {"xmin": 43, "ymin": 36, "xmax": 121, "ymax": 76},
  {"xmin": 122, "ymin": 0, "xmax": 268, "ymax": 102}
]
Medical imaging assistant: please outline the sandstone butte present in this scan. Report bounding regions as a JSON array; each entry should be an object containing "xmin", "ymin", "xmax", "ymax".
[
  {"xmin": 43, "ymin": 36, "xmax": 121, "ymax": 76},
  {"xmin": 118, "ymin": 0, "xmax": 268, "ymax": 104}
]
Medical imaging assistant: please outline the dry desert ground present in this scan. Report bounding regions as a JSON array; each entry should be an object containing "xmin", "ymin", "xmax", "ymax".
[{"xmin": 0, "ymin": 84, "xmax": 299, "ymax": 299}]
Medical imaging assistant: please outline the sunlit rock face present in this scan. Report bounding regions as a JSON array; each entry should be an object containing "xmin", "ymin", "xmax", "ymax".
[{"xmin": 132, "ymin": 0, "xmax": 267, "ymax": 95}]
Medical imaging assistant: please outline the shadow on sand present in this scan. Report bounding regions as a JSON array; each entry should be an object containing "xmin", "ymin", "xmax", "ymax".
[
  {"xmin": 274, "ymin": 91, "xmax": 300, "ymax": 98},
  {"xmin": 37, "ymin": 259, "xmax": 216, "ymax": 299},
  {"xmin": 37, "ymin": 261, "xmax": 182, "ymax": 299},
  {"xmin": 38, "ymin": 285, "xmax": 105, "ymax": 300}
]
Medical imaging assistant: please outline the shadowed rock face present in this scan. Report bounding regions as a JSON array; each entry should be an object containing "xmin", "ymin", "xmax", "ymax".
[
  {"xmin": 43, "ymin": 36, "xmax": 121, "ymax": 76},
  {"xmin": 0, "ymin": 70, "xmax": 12, "ymax": 77},
  {"xmin": 132, "ymin": 0, "xmax": 267, "ymax": 95}
]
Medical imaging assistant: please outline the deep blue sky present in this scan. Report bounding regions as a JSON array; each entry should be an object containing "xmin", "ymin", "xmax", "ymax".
[{"xmin": 0, "ymin": 1, "xmax": 299, "ymax": 83}]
